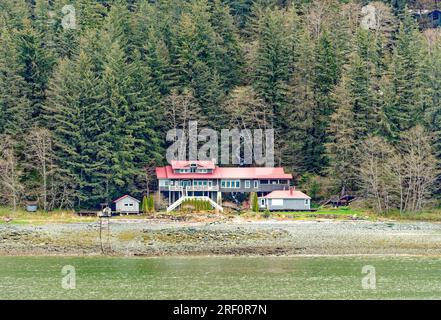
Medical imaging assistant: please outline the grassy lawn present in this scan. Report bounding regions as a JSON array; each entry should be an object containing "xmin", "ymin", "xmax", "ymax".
[
  {"xmin": 2, "ymin": 205, "xmax": 441, "ymax": 224},
  {"xmin": 0, "ymin": 207, "xmax": 96, "ymax": 224},
  {"xmin": 378, "ymin": 209, "xmax": 441, "ymax": 222},
  {"xmin": 266, "ymin": 207, "xmax": 441, "ymax": 222},
  {"xmin": 265, "ymin": 207, "xmax": 374, "ymax": 221}
]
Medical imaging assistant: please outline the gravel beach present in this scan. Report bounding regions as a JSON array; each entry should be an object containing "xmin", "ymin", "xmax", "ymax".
[{"xmin": 1, "ymin": 218, "xmax": 441, "ymax": 256}]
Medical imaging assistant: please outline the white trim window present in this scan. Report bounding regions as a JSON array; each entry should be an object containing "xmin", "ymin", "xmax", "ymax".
[
  {"xmin": 221, "ymin": 180, "xmax": 241, "ymax": 188},
  {"xmin": 305, "ymin": 199, "xmax": 309, "ymax": 205},
  {"xmin": 245, "ymin": 180, "xmax": 251, "ymax": 188},
  {"xmin": 253, "ymin": 180, "xmax": 259, "ymax": 188}
]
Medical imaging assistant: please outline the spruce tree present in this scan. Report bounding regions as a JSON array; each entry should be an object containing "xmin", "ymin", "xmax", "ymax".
[
  {"xmin": 209, "ymin": 0, "xmax": 243, "ymax": 90},
  {"xmin": 172, "ymin": 0, "xmax": 224, "ymax": 129},
  {"xmin": 326, "ymin": 76, "xmax": 357, "ymax": 192},
  {"xmin": 253, "ymin": 8, "xmax": 291, "ymax": 129},
  {"xmin": 301, "ymin": 31, "xmax": 341, "ymax": 173},
  {"xmin": 313, "ymin": 32, "xmax": 340, "ymax": 119},
  {"xmin": 16, "ymin": 19, "xmax": 55, "ymax": 128},
  {"xmin": 0, "ymin": 29, "xmax": 30, "ymax": 137},
  {"xmin": 424, "ymin": 38, "xmax": 441, "ymax": 169},
  {"xmin": 44, "ymin": 50, "xmax": 104, "ymax": 207},
  {"xmin": 347, "ymin": 51, "xmax": 374, "ymax": 140},
  {"xmin": 387, "ymin": 12, "xmax": 425, "ymax": 136}
]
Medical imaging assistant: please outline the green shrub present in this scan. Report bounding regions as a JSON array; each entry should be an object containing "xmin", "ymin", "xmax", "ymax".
[
  {"xmin": 250, "ymin": 192, "xmax": 259, "ymax": 212},
  {"xmin": 181, "ymin": 199, "xmax": 212, "ymax": 212},
  {"xmin": 141, "ymin": 195, "xmax": 148, "ymax": 214},
  {"xmin": 148, "ymin": 194, "xmax": 155, "ymax": 212},
  {"xmin": 263, "ymin": 209, "xmax": 271, "ymax": 218}
]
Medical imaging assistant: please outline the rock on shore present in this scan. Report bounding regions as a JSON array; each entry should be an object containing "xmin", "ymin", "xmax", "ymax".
[{"xmin": 1, "ymin": 219, "xmax": 441, "ymax": 256}]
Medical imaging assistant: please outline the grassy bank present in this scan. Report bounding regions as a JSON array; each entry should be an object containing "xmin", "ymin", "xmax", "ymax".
[
  {"xmin": 266, "ymin": 207, "xmax": 441, "ymax": 222},
  {"xmin": 0, "ymin": 207, "xmax": 96, "ymax": 224},
  {"xmin": 1, "ymin": 205, "xmax": 441, "ymax": 224}
]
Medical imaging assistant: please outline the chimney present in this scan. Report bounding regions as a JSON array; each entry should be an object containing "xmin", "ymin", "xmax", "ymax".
[{"xmin": 290, "ymin": 187, "xmax": 295, "ymax": 195}]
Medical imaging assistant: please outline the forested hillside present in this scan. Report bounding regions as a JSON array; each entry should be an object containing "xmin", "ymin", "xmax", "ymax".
[{"xmin": 0, "ymin": 0, "xmax": 440, "ymax": 212}]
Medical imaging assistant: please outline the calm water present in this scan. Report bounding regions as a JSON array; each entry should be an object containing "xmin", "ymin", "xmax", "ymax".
[{"xmin": 1, "ymin": 256, "xmax": 441, "ymax": 299}]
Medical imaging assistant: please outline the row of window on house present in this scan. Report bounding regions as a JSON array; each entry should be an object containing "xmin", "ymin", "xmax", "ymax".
[{"xmin": 159, "ymin": 179, "xmax": 289, "ymax": 188}]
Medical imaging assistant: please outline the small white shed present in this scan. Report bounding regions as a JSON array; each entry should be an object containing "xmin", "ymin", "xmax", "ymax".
[{"xmin": 113, "ymin": 195, "xmax": 140, "ymax": 214}]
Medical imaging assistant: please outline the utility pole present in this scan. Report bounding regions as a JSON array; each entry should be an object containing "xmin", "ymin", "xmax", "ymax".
[{"xmin": 98, "ymin": 205, "xmax": 112, "ymax": 254}]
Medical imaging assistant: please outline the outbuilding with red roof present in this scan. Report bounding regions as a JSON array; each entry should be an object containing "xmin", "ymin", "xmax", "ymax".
[{"xmin": 258, "ymin": 187, "xmax": 311, "ymax": 211}]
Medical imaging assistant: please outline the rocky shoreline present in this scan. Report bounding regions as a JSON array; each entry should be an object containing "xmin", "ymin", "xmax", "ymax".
[{"xmin": 1, "ymin": 218, "xmax": 441, "ymax": 256}]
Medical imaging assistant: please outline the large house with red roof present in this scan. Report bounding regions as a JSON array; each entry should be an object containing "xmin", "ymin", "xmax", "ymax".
[{"xmin": 155, "ymin": 160, "xmax": 294, "ymax": 212}]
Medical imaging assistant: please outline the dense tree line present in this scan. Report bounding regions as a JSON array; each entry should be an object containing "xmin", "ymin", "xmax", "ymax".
[{"xmin": 0, "ymin": 0, "xmax": 440, "ymax": 212}]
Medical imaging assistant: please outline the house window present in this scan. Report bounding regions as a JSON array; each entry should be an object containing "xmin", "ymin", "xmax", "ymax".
[
  {"xmin": 180, "ymin": 180, "xmax": 191, "ymax": 187},
  {"xmin": 253, "ymin": 180, "xmax": 259, "ymax": 188},
  {"xmin": 260, "ymin": 199, "xmax": 265, "ymax": 207},
  {"xmin": 305, "ymin": 199, "xmax": 309, "ymax": 205},
  {"xmin": 193, "ymin": 180, "xmax": 209, "ymax": 186},
  {"xmin": 221, "ymin": 180, "xmax": 240, "ymax": 188},
  {"xmin": 245, "ymin": 180, "xmax": 250, "ymax": 188}
]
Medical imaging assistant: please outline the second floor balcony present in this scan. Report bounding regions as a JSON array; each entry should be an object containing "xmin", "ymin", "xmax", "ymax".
[{"xmin": 167, "ymin": 185, "xmax": 219, "ymax": 192}]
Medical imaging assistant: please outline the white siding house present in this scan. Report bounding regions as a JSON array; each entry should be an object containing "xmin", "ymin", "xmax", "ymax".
[
  {"xmin": 113, "ymin": 195, "xmax": 140, "ymax": 214},
  {"xmin": 259, "ymin": 188, "xmax": 311, "ymax": 211}
]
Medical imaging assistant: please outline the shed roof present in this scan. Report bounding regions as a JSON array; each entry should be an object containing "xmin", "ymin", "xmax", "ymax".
[
  {"xmin": 112, "ymin": 195, "xmax": 140, "ymax": 203},
  {"xmin": 262, "ymin": 189, "xmax": 311, "ymax": 200}
]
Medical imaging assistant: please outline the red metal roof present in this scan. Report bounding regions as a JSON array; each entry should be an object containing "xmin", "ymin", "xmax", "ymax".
[
  {"xmin": 263, "ymin": 189, "xmax": 310, "ymax": 199},
  {"xmin": 112, "ymin": 194, "xmax": 140, "ymax": 203},
  {"xmin": 156, "ymin": 165, "xmax": 292, "ymax": 180},
  {"xmin": 171, "ymin": 160, "xmax": 216, "ymax": 170}
]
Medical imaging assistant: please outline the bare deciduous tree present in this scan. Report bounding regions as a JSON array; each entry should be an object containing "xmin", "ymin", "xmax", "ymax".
[
  {"xmin": 358, "ymin": 126, "xmax": 438, "ymax": 214},
  {"xmin": 398, "ymin": 126, "xmax": 438, "ymax": 213},
  {"xmin": 223, "ymin": 86, "xmax": 271, "ymax": 130},
  {"xmin": 163, "ymin": 89, "xmax": 207, "ymax": 131},
  {"xmin": 0, "ymin": 135, "xmax": 23, "ymax": 210},
  {"xmin": 307, "ymin": 0, "xmax": 335, "ymax": 39},
  {"xmin": 358, "ymin": 136, "xmax": 399, "ymax": 213},
  {"xmin": 25, "ymin": 128, "xmax": 55, "ymax": 211},
  {"xmin": 142, "ymin": 160, "xmax": 157, "ymax": 196},
  {"xmin": 370, "ymin": 1, "xmax": 397, "ymax": 42}
]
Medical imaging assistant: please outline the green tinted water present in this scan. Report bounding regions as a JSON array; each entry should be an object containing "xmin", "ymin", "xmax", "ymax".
[{"xmin": 1, "ymin": 256, "xmax": 441, "ymax": 299}]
